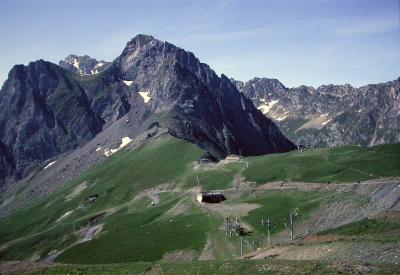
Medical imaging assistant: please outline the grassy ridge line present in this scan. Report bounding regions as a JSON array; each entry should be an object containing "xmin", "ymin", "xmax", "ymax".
[{"xmin": 243, "ymin": 143, "xmax": 400, "ymax": 184}]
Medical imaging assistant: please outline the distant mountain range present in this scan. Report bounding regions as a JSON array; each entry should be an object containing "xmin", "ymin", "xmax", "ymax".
[
  {"xmin": 232, "ymin": 77, "xmax": 400, "ymax": 148},
  {"xmin": 0, "ymin": 34, "xmax": 294, "ymax": 193}
]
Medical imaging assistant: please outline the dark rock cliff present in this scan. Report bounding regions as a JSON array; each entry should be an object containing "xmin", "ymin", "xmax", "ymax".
[{"xmin": 0, "ymin": 34, "xmax": 295, "ymax": 188}]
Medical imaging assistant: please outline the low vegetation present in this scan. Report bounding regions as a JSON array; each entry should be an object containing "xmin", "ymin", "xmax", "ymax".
[
  {"xmin": 23, "ymin": 259, "xmax": 400, "ymax": 274},
  {"xmin": 243, "ymin": 143, "xmax": 400, "ymax": 184},
  {"xmin": 318, "ymin": 218, "xmax": 400, "ymax": 240},
  {"xmin": 0, "ymin": 138, "xmax": 399, "ymax": 267},
  {"xmin": 240, "ymin": 190, "xmax": 324, "ymax": 235}
]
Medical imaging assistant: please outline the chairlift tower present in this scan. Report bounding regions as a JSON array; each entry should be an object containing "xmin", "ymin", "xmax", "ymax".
[
  {"xmin": 225, "ymin": 217, "xmax": 233, "ymax": 235},
  {"xmin": 261, "ymin": 218, "xmax": 272, "ymax": 245},
  {"xmin": 284, "ymin": 208, "xmax": 299, "ymax": 242},
  {"xmin": 240, "ymin": 235, "xmax": 243, "ymax": 256},
  {"xmin": 296, "ymin": 137, "xmax": 307, "ymax": 152}
]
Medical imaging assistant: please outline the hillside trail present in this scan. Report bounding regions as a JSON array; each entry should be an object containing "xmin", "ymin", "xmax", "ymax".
[
  {"xmin": 330, "ymin": 158, "xmax": 383, "ymax": 179},
  {"xmin": 210, "ymin": 177, "xmax": 400, "ymax": 193},
  {"xmin": 43, "ymin": 223, "xmax": 104, "ymax": 264}
]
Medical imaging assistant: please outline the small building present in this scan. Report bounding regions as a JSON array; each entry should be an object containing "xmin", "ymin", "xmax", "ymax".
[
  {"xmin": 196, "ymin": 152, "xmax": 218, "ymax": 166},
  {"xmin": 196, "ymin": 192, "xmax": 226, "ymax": 203},
  {"xmin": 219, "ymin": 154, "xmax": 243, "ymax": 166},
  {"xmin": 225, "ymin": 154, "xmax": 242, "ymax": 161},
  {"xmin": 84, "ymin": 194, "xmax": 98, "ymax": 204}
]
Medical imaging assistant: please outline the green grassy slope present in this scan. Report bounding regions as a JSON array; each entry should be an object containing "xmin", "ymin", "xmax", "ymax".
[
  {"xmin": 0, "ymin": 136, "xmax": 211, "ymax": 262},
  {"xmin": 318, "ymin": 217, "xmax": 400, "ymax": 242},
  {"xmin": 239, "ymin": 190, "xmax": 324, "ymax": 235},
  {"xmin": 28, "ymin": 259, "xmax": 400, "ymax": 275},
  {"xmin": 184, "ymin": 163, "xmax": 243, "ymax": 190},
  {"xmin": 243, "ymin": 143, "xmax": 400, "ymax": 184},
  {"xmin": 57, "ymin": 198, "xmax": 220, "ymax": 263},
  {"xmin": 0, "ymin": 139, "xmax": 399, "ymax": 265}
]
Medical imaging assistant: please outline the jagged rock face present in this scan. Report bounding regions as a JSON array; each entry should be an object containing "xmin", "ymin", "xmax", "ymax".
[
  {"xmin": 238, "ymin": 78, "xmax": 288, "ymax": 101},
  {"xmin": 0, "ymin": 60, "xmax": 146, "ymax": 187},
  {"xmin": 0, "ymin": 34, "xmax": 295, "ymax": 188},
  {"xmin": 112, "ymin": 34, "xmax": 295, "ymax": 157},
  {"xmin": 59, "ymin": 55, "xmax": 110, "ymax": 76},
  {"xmin": 234, "ymin": 77, "xmax": 400, "ymax": 147},
  {"xmin": 113, "ymin": 35, "xmax": 221, "ymax": 113}
]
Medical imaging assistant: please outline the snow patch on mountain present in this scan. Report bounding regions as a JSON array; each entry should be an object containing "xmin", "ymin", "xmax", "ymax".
[
  {"xmin": 104, "ymin": 137, "xmax": 133, "ymax": 157},
  {"xmin": 295, "ymin": 113, "xmax": 332, "ymax": 132},
  {"xmin": 94, "ymin": 62, "xmax": 104, "ymax": 68},
  {"xmin": 72, "ymin": 59, "xmax": 80, "ymax": 70},
  {"xmin": 44, "ymin": 161, "xmax": 57, "ymax": 170},
  {"xmin": 274, "ymin": 114, "xmax": 290, "ymax": 121},
  {"xmin": 123, "ymin": 80, "xmax": 133, "ymax": 87},
  {"xmin": 257, "ymin": 100, "xmax": 279, "ymax": 114},
  {"xmin": 322, "ymin": 119, "xmax": 332, "ymax": 126},
  {"xmin": 139, "ymin": 91, "xmax": 151, "ymax": 103}
]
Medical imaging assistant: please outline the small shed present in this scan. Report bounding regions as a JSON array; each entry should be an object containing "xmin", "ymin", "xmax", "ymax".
[
  {"xmin": 196, "ymin": 192, "xmax": 226, "ymax": 203},
  {"xmin": 225, "ymin": 155, "xmax": 242, "ymax": 161}
]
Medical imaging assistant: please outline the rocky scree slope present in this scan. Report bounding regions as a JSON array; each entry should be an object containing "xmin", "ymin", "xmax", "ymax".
[
  {"xmin": 0, "ymin": 34, "xmax": 294, "ymax": 192},
  {"xmin": 233, "ymin": 77, "xmax": 400, "ymax": 148}
]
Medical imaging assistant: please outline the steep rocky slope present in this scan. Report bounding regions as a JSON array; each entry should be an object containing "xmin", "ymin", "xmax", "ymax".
[
  {"xmin": 110, "ymin": 35, "xmax": 295, "ymax": 157},
  {"xmin": 233, "ymin": 77, "xmax": 400, "ymax": 148},
  {"xmin": 0, "ymin": 34, "xmax": 294, "ymax": 192}
]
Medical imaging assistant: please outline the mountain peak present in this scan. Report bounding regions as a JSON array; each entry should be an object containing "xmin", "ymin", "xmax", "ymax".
[
  {"xmin": 116, "ymin": 34, "xmax": 219, "ymax": 93},
  {"xmin": 118, "ymin": 34, "xmax": 163, "ymax": 67},
  {"xmin": 59, "ymin": 55, "xmax": 110, "ymax": 75},
  {"xmin": 249, "ymin": 77, "xmax": 286, "ymax": 89},
  {"xmin": 128, "ymin": 34, "xmax": 156, "ymax": 45},
  {"xmin": 233, "ymin": 77, "xmax": 287, "ymax": 99},
  {"xmin": 121, "ymin": 34, "xmax": 159, "ymax": 55}
]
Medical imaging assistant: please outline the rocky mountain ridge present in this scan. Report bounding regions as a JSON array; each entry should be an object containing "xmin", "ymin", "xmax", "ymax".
[
  {"xmin": 0, "ymin": 34, "xmax": 294, "ymax": 193},
  {"xmin": 233, "ymin": 77, "xmax": 400, "ymax": 148}
]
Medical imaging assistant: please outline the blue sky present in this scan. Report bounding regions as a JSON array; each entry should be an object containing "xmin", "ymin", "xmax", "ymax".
[{"xmin": 1, "ymin": 0, "xmax": 399, "ymax": 88}]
